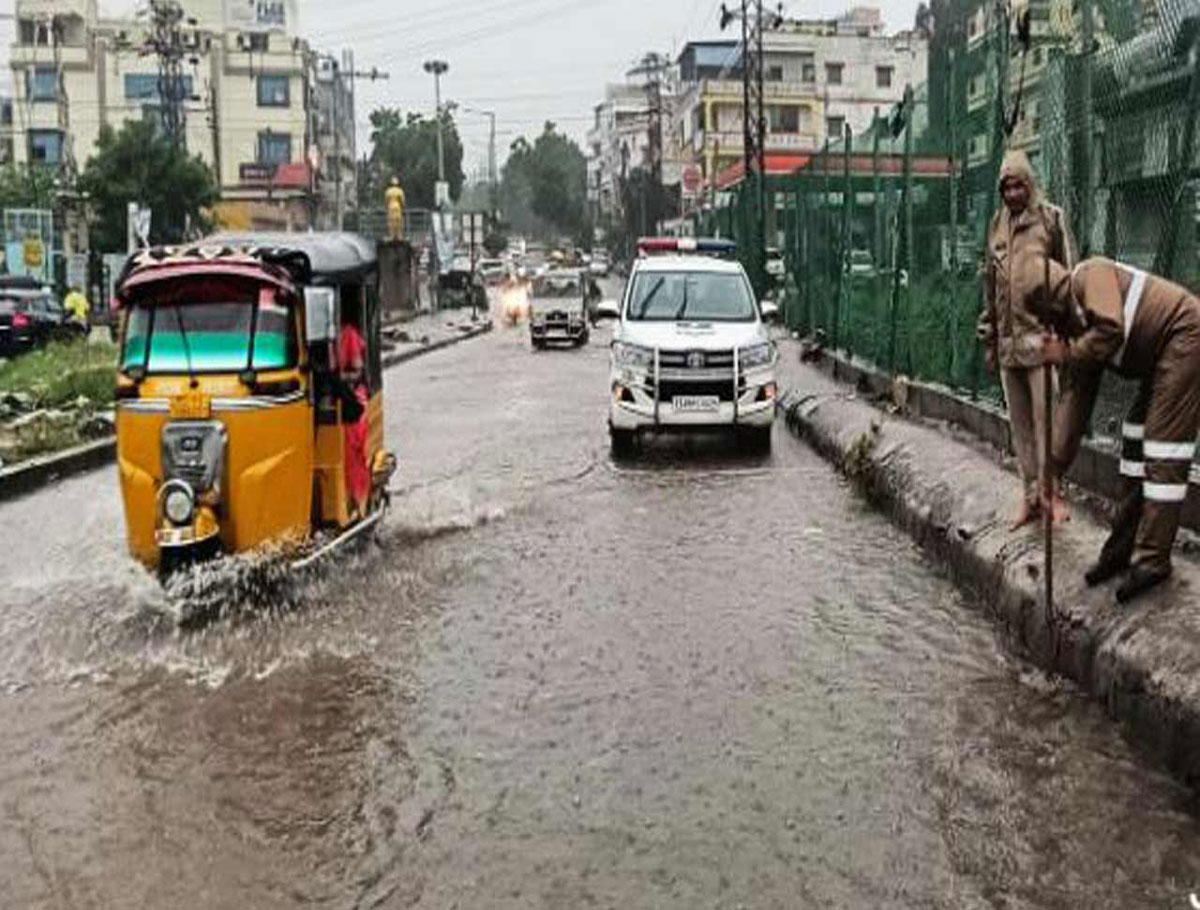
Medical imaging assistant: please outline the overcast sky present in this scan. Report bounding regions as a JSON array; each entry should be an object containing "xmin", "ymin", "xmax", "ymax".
[{"xmin": 1, "ymin": 0, "xmax": 922, "ymax": 173}]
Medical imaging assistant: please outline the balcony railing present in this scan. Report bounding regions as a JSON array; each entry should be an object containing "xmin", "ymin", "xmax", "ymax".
[{"xmin": 697, "ymin": 130, "xmax": 819, "ymax": 151}]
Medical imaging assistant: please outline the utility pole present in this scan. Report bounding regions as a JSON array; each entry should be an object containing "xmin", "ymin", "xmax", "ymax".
[
  {"xmin": 628, "ymin": 52, "xmax": 669, "ymax": 233},
  {"xmin": 145, "ymin": 0, "xmax": 203, "ymax": 151},
  {"xmin": 463, "ymin": 107, "xmax": 499, "ymax": 227},
  {"xmin": 423, "ymin": 59, "xmax": 449, "ymax": 201},
  {"xmin": 721, "ymin": 1, "xmax": 782, "ymax": 291}
]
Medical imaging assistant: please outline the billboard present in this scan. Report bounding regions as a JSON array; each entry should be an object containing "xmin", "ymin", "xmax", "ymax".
[{"xmin": 223, "ymin": 0, "xmax": 298, "ymax": 33}]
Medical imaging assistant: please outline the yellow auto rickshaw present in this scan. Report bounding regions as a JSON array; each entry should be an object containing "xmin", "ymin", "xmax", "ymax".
[{"xmin": 114, "ymin": 233, "xmax": 395, "ymax": 575}]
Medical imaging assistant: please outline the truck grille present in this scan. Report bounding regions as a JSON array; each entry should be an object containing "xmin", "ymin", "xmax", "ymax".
[{"xmin": 658, "ymin": 349, "xmax": 734, "ymax": 370}]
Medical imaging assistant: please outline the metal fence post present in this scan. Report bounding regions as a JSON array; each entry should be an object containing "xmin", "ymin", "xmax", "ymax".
[{"xmin": 835, "ymin": 123, "xmax": 853, "ymax": 370}]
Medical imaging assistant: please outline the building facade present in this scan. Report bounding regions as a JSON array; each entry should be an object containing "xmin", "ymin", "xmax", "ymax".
[
  {"xmin": 586, "ymin": 81, "xmax": 657, "ymax": 225},
  {"xmin": 670, "ymin": 7, "xmax": 927, "ymax": 209},
  {"xmin": 9, "ymin": 0, "xmax": 356, "ymax": 233}
]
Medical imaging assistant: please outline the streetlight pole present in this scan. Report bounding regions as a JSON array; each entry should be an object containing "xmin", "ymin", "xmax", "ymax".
[{"xmin": 423, "ymin": 59, "xmax": 449, "ymax": 200}]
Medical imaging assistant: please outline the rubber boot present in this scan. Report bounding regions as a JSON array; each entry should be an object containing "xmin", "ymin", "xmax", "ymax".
[
  {"xmin": 1084, "ymin": 557, "xmax": 1129, "ymax": 587},
  {"xmin": 1115, "ymin": 565, "xmax": 1172, "ymax": 605}
]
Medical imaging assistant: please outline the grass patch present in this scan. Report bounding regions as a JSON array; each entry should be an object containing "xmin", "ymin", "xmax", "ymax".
[{"xmin": 0, "ymin": 339, "xmax": 118, "ymax": 409}]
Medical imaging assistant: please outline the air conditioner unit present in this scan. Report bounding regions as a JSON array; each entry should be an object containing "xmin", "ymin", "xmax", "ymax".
[{"xmin": 316, "ymin": 58, "xmax": 336, "ymax": 83}]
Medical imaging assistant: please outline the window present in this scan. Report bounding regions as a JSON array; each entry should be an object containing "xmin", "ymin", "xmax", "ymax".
[
  {"xmin": 28, "ymin": 130, "xmax": 63, "ymax": 165},
  {"xmin": 800, "ymin": 54, "xmax": 816, "ymax": 82},
  {"xmin": 766, "ymin": 65, "xmax": 784, "ymax": 82},
  {"xmin": 876, "ymin": 66, "xmax": 893, "ymax": 89},
  {"xmin": 124, "ymin": 74, "xmax": 194, "ymax": 101},
  {"xmin": 246, "ymin": 32, "xmax": 269, "ymax": 52},
  {"xmin": 1, "ymin": 98, "xmax": 11, "ymax": 127},
  {"xmin": 18, "ymin": 19, "xmax": 49, "ymax": 46},
  {"xmin": 0, "ymin": 138, "xmax": 12, "ymax": 166},
  {"xmin": 825, "ymin": 62, "xmax": 844, "ymax": 85},
  {"xmin": 626, "ymin": 271, "xmax": 756, "ymax": 322},
  {"xmin": 257, "ymin": 131, "xmax": 292, "ymax": 165},
  {"xmin": 826, "ymin": 115, "xmax": 845, "ymax": 140},
  {"xmin": 27, "ymin": 67, "xmax": 57, "ymax": 102},
  {"xmin": 257, "ymin": 75, "xmax": 290, "ymax": 107},
  {"xmin": 772, "ymin": 105, "xmax": 801, "ymax": 133},
  {"xmin": 1033, "ymin": 47, "xmax": 1043, "ymax": 65}
]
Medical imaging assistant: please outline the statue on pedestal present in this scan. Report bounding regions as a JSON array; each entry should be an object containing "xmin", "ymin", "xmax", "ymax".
[{"xmin": 385, "ymin": 178, "xmax": 405, "ymax": 241}]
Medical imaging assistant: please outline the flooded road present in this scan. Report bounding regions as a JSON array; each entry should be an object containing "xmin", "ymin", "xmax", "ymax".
[{"xmin": 2, "ymin": 311, "xmax": 1200, "ymax": 908}]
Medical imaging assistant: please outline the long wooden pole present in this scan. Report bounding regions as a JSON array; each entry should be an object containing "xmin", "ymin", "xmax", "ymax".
[{"xmin": 1043, "ymin": 254, "xmax": 1055, "ymax": 632}]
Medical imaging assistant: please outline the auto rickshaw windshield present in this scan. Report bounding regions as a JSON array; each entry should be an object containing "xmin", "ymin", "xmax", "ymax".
[{"xmin": 121, "ymin": 288, "xmax": 296, "ymax": 374}]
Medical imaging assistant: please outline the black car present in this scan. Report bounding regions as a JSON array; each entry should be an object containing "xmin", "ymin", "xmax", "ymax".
[{"xmin": 0, "ymin": 283, "xmax": 78, "ymax": 355}]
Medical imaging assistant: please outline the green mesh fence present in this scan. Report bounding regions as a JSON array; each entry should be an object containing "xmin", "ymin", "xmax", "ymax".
[{"xmin": 710, "ymin": 0, "xmax": 1200, "ymax": 417}]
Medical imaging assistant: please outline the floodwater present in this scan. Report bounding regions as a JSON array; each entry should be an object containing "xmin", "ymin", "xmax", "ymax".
[{"xmin": 2, "ymin": 304, "xmax": 1200, "ymax": 909}]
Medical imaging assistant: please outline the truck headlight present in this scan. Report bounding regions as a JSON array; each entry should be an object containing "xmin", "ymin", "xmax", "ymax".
[
  {"xmin": 739, "ymin": 342, "xmax": 776, "ymax": 370},
  {"xmin": 162, "ymin": 481, "xmax": 195, "ymax": 526},
  {"xmin": 612, "ymin": 342, "xmax": 654, "ymax": 369}
]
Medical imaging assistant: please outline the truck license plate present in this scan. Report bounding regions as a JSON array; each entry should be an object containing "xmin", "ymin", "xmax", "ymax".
[{"xmin": 672, "ymin": 395, "xmax": 720, "ymax": 413}]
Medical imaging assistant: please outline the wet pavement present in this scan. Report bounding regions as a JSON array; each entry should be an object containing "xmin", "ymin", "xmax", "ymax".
[{"xmin": 3, "ymin": 293, "xmax": 1200, "ymax": 908}]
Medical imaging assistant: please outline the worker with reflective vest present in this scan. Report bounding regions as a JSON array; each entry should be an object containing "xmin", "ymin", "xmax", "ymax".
[{"xmin": 1029, "ymin": 253, "xmax": 1200, "ymax": 603}]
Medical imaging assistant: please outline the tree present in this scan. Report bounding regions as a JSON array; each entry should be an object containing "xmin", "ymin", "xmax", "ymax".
[
  {"xmin": 78, "ymin": 121, "xmax": 217, "ymax": 251},
  {"xmin": 363, "ymin": 107, "xmax": 465, "ymax": 210},
  {"xmin": 501, "ymin": 122, "xmax": 589, "ymax": 242},
  {"xmin": 0, "ymin": 166, "xmax": 57, "ymax": 211}
]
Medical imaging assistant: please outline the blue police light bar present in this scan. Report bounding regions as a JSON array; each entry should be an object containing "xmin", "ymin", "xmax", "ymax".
[{"xmin": 637, "ymin": 237, "xmax": 738, "ymax": 258}]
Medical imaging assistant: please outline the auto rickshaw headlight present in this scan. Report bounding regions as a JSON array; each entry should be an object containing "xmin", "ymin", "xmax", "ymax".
[{"xmin": 162, "ymin": 481, "xmax": 196, "ymax": 526}]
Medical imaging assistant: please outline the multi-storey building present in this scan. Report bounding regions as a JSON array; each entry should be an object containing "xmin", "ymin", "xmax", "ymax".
[
  {"xmin": 586, "ymin": 81, "xmax": 657, "ymax": 226},
  {"xmin": 8, "ymin": 0, "xmax": 356, "ymax": 234},
  {"xmin": 670, "ymin": 7, "xmax": 926, "ymax": 209}
]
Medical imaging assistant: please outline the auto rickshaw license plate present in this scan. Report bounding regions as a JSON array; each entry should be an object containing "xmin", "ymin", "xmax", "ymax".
[{"xmin": 170, "ymin": 391, "xmax": 212, "ymax": 420}]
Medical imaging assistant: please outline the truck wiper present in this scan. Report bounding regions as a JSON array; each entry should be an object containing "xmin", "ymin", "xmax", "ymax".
[
  {"xmin": 673, "ymin": 278, "xmax": 690, "ymax": 320},
  {"xmin": 634, "ymin": 277, "xmax": 665, "ymax": 318}
]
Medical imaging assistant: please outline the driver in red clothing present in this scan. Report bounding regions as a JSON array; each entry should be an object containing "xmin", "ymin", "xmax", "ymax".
[{"xmin": 338, "ymin": 322, "xmax": 370, "ymax": 519}]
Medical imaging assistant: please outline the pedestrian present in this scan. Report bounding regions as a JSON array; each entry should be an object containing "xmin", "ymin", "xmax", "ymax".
[
  {"xmin": 978, "ymin": 149, "xmax": 1076, "ymax": 529},
  {"xmin": 1029, "ymin": 253, "xmax": 1200, "ymax": 603},
  {"xmin": 64, "ymin": 286, "xmax": 90, "ymax": 330}
]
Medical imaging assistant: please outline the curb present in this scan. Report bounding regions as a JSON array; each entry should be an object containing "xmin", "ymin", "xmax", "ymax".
[
  {"xmin": 0, "ymin": 320, "xmax": 493, "ymax": 505},
  {"xmin": 808, "ymin": 347, "xmax": 1200, "ymax": 531},
  {"xmin": 779, "ymin": 381, "xmax": 1200, "ymax": 788},
  {"xmin": 381, "ymin": 318, "xmax": 492, "ymax": 369}
]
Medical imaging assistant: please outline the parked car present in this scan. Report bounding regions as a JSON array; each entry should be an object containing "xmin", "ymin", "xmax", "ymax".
[
  {"xmin": 477, "ymin": 258, "xmax": 508, "ymax": 286},
  {"xmin": 0, "ymin": 282, "xmax": 78, "ymax": 355},
  {"xmin": 589, "ymin": 254, "xmax": 610, "ymax": 278}
]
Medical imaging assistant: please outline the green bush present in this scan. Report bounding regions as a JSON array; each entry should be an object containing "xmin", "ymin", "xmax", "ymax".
[{"xmin": 0, "ymin": 339, "xmax": 118, "ymax": 408}]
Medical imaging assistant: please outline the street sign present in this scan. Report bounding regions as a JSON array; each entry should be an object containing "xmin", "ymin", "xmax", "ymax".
[
  {"xmin": 435, "ymin": 181, "xmax": 451, "ymax": 208},
  {"xmin": 682, "ymin": 165, "xmax": 703, "ymax": 193}
]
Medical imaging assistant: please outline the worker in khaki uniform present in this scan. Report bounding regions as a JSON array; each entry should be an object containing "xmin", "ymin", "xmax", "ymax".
[
  {"xmin": 1028, "ymin": 253, "xmax": 1200, "ymax": 603},
  {"xmin": 978, "ymin": 149, "xmax": 1076, "ymax": 528}
]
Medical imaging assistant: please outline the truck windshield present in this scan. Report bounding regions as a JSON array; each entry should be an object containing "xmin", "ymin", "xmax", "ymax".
[
  {"xmin": 122, "ymin": 297, "xmax": 295, "ymax": 374},
  {"xmin": 627, "ymin": 271, "xmax": 756, "ymax": 322}
]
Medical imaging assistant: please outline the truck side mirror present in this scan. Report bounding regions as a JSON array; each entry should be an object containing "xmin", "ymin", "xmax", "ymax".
[{"xmin": 305, "ymin": 287, "xmax": 339, "ymax": 344}]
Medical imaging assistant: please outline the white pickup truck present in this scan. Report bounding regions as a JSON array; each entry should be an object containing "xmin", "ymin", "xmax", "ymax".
[{"xmin": 606, "ymin": 238, "xmax": 779, "ymax": 457}]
